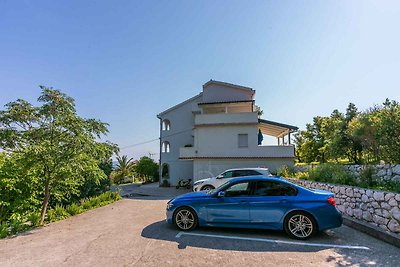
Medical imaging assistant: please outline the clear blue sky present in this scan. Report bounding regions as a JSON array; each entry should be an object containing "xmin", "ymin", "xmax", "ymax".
[{"xmin": 1, "ymin": 0, "xmax": 399, "ymax": 160}]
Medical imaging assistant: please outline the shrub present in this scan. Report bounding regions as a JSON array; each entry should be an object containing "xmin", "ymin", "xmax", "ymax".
[
  {"xmin": 306, "ymin": 164, "xmax": 357, "ymax": 185},
  {"xmin": 0, "ymin": 222, "xmax": 10, "ymax": 238},
  {"xmin": 359, "ymin": 166, "xmax": 378, "ymax": 188},
  {"xmin": 66, "ymin": 203, "xmax": 82, "ymax": 216},
  {"xmin": 277, "ymin": 165, "xmax": 296, "ymax": 177},
  {"xmin": 46, "ymin": 205, "xmax": 70, "ymax": 223}
]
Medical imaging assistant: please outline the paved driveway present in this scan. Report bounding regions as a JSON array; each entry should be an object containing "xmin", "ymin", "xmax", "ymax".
[{"xmin": 0, "ymin": 186, "xmax": 399, "ymax": 267}]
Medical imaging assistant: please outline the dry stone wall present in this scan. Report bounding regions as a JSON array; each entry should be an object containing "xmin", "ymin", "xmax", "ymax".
[
  {"xmin": 287, "ymin": 178, "xmax": 400, "ymax": 235},
  {"xmin": 294, "ymin": 164, "xmax": 400, "ymax": 183}
]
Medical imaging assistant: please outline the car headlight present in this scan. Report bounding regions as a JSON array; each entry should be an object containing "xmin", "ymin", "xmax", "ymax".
[
  {"xmin": 166, "ymin": 202, "xmax": 174, "ymax": 210},
  {"xmin": 194, "ymin": 181, "xmax": 204, "ymax": 186}
]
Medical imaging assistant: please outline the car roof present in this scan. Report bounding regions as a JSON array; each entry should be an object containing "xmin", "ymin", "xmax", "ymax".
[
  {"xmin": 227, "ymin": 176, "xmax": 285, "ymax": 183},
  {"xmin": 224, "ymin": 167, "xmax": 269, "ymax": 172}
]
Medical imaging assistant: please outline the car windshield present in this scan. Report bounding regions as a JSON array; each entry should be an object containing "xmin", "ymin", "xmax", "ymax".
[{"xmin": 207, "ymin": 181, "xmax": 229, "ymax": 194}]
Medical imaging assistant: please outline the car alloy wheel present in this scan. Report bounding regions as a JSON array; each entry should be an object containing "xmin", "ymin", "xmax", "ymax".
[
  {"xmin": 201, "ymin": 185, "xmax": 214, "ymax": 191},
  {"xmin": 284, "ymin": 212, "xmax": 316, "ymax": 240},
  {"xmin": 174, "ymin": 207, "xmax": 197, "ymax": 231}
]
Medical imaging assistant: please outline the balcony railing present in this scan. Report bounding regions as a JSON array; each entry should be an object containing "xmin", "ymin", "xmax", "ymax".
[
  {"xmin": 179, "ymin": 145, "xmax": 294, "ymax": 159},
  {"xmin": 194, "ymin": 112, "xmax": 258, "ymax": 126}
]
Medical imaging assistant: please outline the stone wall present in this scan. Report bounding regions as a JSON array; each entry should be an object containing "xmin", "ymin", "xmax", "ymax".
[
  {"xmin": 293, "ymin": 164, "xmax": 400, "ymax": 183},
  {"xmin": 287, "ymin": 178, "xmax": 400, "ymax": 235}
]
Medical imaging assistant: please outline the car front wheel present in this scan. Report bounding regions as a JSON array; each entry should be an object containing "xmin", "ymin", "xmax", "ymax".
[
  {"xmin": 174, "ymin": 207, "xmax": 198, "ymax": 231},
  {"xmin": 284, "ymin": 211, "xmax": 316, "ymax": 240},
  {"xmin": 201, "ymin": 185, "xmax": 215, "ymax": 191}
]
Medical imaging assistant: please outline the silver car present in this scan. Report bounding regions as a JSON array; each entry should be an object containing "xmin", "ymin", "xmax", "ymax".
[{"xmin": 192, "ymin": 167, "xmax": 272, "ymax": 191}]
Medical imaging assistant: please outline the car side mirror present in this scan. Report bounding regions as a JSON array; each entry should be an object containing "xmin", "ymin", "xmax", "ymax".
[
  {"xmin": 217, "ymin": 191, "xmax": 225, "ymax": 198},
  {"xmin": 216, "ymin": 175, "xmax": 223, "ymax": 179}
]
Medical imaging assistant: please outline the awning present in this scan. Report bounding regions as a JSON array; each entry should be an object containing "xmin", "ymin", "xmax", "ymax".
[{"xmin": 258, "ymin": 119, "xmax": 298, "ymax": 138}]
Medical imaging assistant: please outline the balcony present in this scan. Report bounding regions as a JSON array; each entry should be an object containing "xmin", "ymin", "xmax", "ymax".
[
  {"xmin": 194, "ymin": 112, "xmax": 258, "ymax": 126},
  {"xmin": 179, "ymin": 145, "xmax": 294, "ymax": 159}
]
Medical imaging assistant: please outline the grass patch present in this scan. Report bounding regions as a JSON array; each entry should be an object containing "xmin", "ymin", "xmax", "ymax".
[{"xmin": 0, "ymin": 191, "xmax": 121, "ymax": 239}]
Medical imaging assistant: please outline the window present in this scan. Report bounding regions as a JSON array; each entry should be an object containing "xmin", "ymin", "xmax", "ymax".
[
  {"xmin": 254, "ymin": 181, "xmax": 297, "ymax": 196},
  {"xmin": 224, "ymin": 182, "xmax": 251, "ymax": 197},
  {"xmin": 238, "ymin": 134, "xmax": 248, "ymax": 148},
  {"xmin": 222, "ymin": 171, "xmax": 234, "ymax": 178},
  {"xmin": 233, "ymin": 170, "xmax": 261, "ymax": 177},
  {"xmin": 162, "ymin": 141, "xmax": 170, "ymax": 153},
  {"xmin": 162, "ymin": 120, "xmax": 171, "ymax": 131},
  {"xmin": 161, "ymin": 163, "xmax": 169, "ymax": 178}
]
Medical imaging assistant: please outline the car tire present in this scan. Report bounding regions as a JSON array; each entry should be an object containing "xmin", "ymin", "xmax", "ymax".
[
  {"xmin": 284, "ymin": 211, "xmax": 317, "ymax": 240},
  {"xmin": 174, "ymin": 207, "xmax": 198, "ymax": 231},
  {"xmin": 201, "ymin": 185, "xmax": 215, "ymax": 191}
]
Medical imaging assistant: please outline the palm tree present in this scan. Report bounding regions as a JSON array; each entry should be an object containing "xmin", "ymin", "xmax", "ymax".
[{"xmin": 114, "ymin": 155, "xmax": 134, "ymax": 178}]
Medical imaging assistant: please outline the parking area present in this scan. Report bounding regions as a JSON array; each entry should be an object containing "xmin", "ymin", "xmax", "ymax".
[{"xmin": 0, "ymin": 187, "xmax": 399, "ymax": 267}]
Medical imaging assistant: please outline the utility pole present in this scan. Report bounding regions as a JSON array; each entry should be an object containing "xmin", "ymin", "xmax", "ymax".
[{"xmin": 148, "ymin": 152, "xmax": 155, "ymax": 159}]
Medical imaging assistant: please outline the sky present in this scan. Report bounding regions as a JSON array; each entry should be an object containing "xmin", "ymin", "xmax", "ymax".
[{"xmin": 1, "ymin": 0, "xmax": 400, "ymax": 160}]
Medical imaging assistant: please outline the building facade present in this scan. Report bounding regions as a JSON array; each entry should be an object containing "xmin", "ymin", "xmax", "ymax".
[{"xmin": 157, "ymin": 80, "xmax": 298, "ymax": 186}]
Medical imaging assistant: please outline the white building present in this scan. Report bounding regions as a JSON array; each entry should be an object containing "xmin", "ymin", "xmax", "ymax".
[{"xmin": 157, "ymin": 80, "xmax": 298, "ymax": 186}]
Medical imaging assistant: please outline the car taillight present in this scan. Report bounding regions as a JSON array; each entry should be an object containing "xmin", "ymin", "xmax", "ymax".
[{"xmin": 327, "ymin": 197, "xmax": 336, "ymax": 206}]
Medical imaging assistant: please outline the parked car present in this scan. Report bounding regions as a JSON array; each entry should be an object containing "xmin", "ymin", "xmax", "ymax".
[
  {"xmin": 192, "ymin": 167, "xmax": 272, "ymax": 192},
  {"xmin": 166, "ymin": 176, "xmax": 342, "ymax": 240}
]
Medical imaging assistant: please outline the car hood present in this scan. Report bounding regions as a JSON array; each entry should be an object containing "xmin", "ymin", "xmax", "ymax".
[
  {"xmin": 194, "ymin": 178, "xmax": 213, "ymax": 184},
  {"xmin": 171, "ymin": 191, "xmax": 210, "ymax": 202}
]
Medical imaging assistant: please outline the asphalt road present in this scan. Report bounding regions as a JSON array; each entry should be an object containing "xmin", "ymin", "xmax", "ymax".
[{"xmin": 0, "ymin": 187, "xmax": 399, "ymax": 267}]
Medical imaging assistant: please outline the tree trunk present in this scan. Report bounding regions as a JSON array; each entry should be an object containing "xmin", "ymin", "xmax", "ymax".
[{"xmin": 39, "ymin": 180, "xmax": 50, "ymax": 225}]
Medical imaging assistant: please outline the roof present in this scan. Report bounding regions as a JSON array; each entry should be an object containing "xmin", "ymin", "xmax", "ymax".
[
  {"xmin": 258, "ymin": 118, "xmax": 298, "ymax": 137},
  {"xmin": 157, "ymin": 93, "xmax": 202, "ymax": 117},
  {"xmin": 198, "ymin": 100, "xmax": 254, "ymax": 105},
  {"xmin": 202, "ymin": 80, "xmax": 255, "ymax": 95}
]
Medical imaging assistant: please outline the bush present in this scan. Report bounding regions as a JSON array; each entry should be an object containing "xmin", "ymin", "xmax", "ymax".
[
  {"xmin": 46, "ymin": 204, "xmax": 70, "ymax": 223},
  {"xmin": 306, "ymin": 164, "xmax": 357, "ymax": 185},
  {"xmin": 277, "ymin": 165, "xmax": 296, "ymax": 177},
  {"xmin": 66, "ymin": 203, "xmax": 82, "ymax": 216},
  {"xmin": 359, "ymin": 166, "xmax": 378, "ymax": 188}
]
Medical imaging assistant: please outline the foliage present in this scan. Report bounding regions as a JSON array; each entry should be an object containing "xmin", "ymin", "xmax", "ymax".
[
  {"xmin": 295, "ymin": 100, "xmax": 400, "ymax": 164},
  {"xmin": 99, "ymin": 158, "xmax": 113, "ymax": 177},
  {"xmin": 0, "ymin": 87, "xmax": 117, "ymax": 225},
  {"xmin": 277, "ymin": 165, "xmax": 296, "ymax": 178},
  {"xmin": 305, "ymin": 164, "xmax": 357, "ymax": 185},
  {"xmin": 110, "ymin": 155, "xmax": 135, "ymax": 184},
  {"xmin": 134, "ymin": 156, "xmax": 159, "ymax": 183},
  {"xmin": 293, "ymin": 163, "xmax": 400, "ymax": 193},
  {"xmin": 0, "ymin": 191, "xmax": 121, "ymax": 239}
]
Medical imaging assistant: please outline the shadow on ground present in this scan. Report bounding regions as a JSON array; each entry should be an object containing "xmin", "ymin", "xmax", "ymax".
[{"xmin": 141, "ymin": 220, "xmax": 391, "ymax": 266}]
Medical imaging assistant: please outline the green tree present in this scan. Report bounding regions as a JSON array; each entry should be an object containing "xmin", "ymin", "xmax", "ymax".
[
  {"xmin": 134, "ymin": 156, "xmax": 159, "ymax": 182},
  {"xmin": 0, "ymin": 87, "xmax": 116, "ymax": 224}
]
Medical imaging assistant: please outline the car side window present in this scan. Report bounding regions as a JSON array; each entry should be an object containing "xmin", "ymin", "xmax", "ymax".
[
  {"xmin": 254, "ymin": 181, "xmax": 297, "ymax": 196},
  {"xmin": 224, "ymin": 182, "xmax": 251, "ymax": 197},
  {"xmin": 223, "ymin": 171, "xmax": 234, "ymax": 178},
  {"xmin": 233, "ymin": 170, "xmax": 247, "ymax": 177},
  {"xmin": 247, "ymin": 170, "xmax": 261, "ymax": 176}
]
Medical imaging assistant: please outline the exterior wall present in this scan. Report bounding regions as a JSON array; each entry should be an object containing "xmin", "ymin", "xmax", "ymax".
[
  {"xmin": 158, "ymin": 95, "xmax": 202, "ymax": 186},
  {"xmin": 294, "ymin": 164, "xmax": 400, "ymax": 183},
  {"xmin": 195, "ymin": 125, "xmax": 259, "ymax": 156},
  {"xmin": 202, "ymin": 83, "xmax": 253, "ymax": 103},
  {"xmin": 193, "ymin": 158, "xmax": 294, "ymax": 181},
  {"xmin": 287, "ymin": 178, "xmax": 400, "ymax": 235}
]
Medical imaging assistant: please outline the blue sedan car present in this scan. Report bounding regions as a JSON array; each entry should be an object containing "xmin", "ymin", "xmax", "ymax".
[{"xmin": 166, "ymin": 176, "xmax": 342, "ymax": 240}]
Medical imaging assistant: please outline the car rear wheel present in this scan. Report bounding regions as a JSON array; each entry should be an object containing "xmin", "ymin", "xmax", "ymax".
[
  {"xmin": 201, "ymin": 185, "xmax": 215, "ymax": 191},
  {"xmin": 284, "ymin": 211, "xmax": 316, "ymax": 240},
  {"xmin": 174, "ymin": 207, "xmax": 198, "ymax": 231}
]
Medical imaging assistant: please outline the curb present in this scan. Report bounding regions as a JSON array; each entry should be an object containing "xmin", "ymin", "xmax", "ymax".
[{"xmin": 343, "ymin": 216, "xmax": 400, "ymax": 248}]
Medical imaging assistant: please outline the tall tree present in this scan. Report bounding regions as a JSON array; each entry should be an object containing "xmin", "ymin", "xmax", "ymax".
[{"xmin": 0, "ymin": 86, "xmax": 116, "ymax": 224}]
